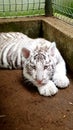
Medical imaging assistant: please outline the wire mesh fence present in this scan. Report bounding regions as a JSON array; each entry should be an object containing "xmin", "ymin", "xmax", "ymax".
[
  {"xmin": 0, "ymin": 0, "xmax": 73, "ymax": 25},
  {"xmin": 0, "ymin": 0, "xmax": 45, "ymax": 17},
  {"xmin": 52, "ymin": 0, "xmax": 73, "ymax": 25},
  {"xmin": 52, "ymin": 0, "xmax": 73, "ymax": 18}
]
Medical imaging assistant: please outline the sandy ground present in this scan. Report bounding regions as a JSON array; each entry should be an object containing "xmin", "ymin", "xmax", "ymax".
[{"xmin": 0, "ymin": 69, "xmax": 73, "ymax": 130}]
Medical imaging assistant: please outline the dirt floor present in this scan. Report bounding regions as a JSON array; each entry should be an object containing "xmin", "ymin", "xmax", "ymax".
[{"xmin": 0, "ymin": 69, "xmax": 73, "ymax": 130}]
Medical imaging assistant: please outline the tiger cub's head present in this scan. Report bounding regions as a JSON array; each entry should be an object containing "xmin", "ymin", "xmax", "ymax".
[{"xmin": 22, "ymin": 42, "xmax": 56, "ymax": 87}]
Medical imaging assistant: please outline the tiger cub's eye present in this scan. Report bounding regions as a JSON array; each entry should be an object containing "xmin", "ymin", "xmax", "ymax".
[
  {"xmin": 44, "ymin": 65, "xmax": 48, "ymax": 69},
  {"xmin": 33, "ymin": 66, "xmax": 36, "ymax": 70},
  {"xmin": 30, "ymin": 65, "xmax": 36, "ymax": 70}
]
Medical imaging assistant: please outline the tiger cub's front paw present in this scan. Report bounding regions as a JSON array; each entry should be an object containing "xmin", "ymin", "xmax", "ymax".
[
  {"xmin": 53, "ymin": 74, "xmax": 70, "ymax": 88},
  {"xmin": 38, "ymin": 81, "xmax": 58, "ymax": 96}
]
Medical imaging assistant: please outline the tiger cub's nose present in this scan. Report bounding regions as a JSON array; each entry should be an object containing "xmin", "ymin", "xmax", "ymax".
[{"xmin": 37, "ymin": 80, "xmax": 42, "ymax": 85}]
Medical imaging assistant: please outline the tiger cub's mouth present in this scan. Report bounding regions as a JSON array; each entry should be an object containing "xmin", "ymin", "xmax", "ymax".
[{"xmin": 35, "ymin": 80, "xmax": 47, "ymax": 87}]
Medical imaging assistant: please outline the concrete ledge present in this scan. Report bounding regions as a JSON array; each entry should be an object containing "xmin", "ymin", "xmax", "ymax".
[{"xmin": 0, "ymin": 16, "xmax": 73, "ymax": 72}]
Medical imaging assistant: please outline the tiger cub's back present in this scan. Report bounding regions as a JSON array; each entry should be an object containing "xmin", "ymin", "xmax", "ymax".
[{"xmin": 0, "ymin": 32, "xmax": 29, "ymax": 69}]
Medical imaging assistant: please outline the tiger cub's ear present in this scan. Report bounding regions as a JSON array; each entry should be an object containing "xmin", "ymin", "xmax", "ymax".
[
  {"xmin": 49, "ymin": 42, "xmax": 56, "ymax": 56},
  {"xmin": 22, "ymin": 48, "xmax": 30, "ymax": 58}
]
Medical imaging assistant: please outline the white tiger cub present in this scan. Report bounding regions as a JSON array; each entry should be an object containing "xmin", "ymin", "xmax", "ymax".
[{"xmin": 0, "ymin": 32, "xmax": 69, "ymax": 96}]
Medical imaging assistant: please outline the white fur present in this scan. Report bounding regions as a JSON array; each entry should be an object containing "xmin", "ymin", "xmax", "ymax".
[
  {"xmin": 38, "ymin": 80, "xmax": 58, "ymax": 96},
  {"xmin": 22, "ymin": 38, "xmax": 70, "ymax": 96},
  {"xmin": 0, "ymin": 32, "xmax": 70, "ymax": 96},
  {"xmin": 53, "ymin": 74, "xmax": 69, "ymax": 88}
]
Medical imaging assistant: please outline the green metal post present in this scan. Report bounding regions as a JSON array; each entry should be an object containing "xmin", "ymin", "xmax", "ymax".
[{"xmin": 45, "ymin": 0, "xmax": 53, "ymax": 16}]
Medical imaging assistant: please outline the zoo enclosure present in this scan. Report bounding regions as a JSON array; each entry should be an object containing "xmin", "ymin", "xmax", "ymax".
[{"xmin": 0, "ymin": 0, "xmax": 73, "ymax": 25}]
